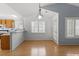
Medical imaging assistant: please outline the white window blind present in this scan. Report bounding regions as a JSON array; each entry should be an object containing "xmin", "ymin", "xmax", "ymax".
[
  {"xmin": 75, "ymin": 19, "xmax": 79, "ymax": 36},
  {"xmin": 31, "ymin": 21, "xmax": 45, "ymax": 33},
  {"xmin": 31, "ymin": 21, "xmax": 38, "ymax": 33},
  {"xmin": 66, "ymin": 17, "xmax": 79, "ymax": 38},
  {"xmin": 39, "ymin": 21, "xmax": 45, "ymax": 33},
  {"xmin": 66, "ymin": 18, "xmax": 75, "ymax": 37}
]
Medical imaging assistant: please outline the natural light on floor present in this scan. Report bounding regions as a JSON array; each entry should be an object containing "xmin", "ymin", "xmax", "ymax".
[{"xmin": 31, "ymin": 47, "xmax": 46, "ymax": 56}]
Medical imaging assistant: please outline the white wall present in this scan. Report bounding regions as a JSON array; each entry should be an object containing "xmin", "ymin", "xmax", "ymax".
[
  {"xmin": 23, "ymin": 8, "xmax": 57, "ymax": 40},
  {"xmin": 11, "ymin": 32, "xmax": 24, "ymax": 50},
  {"xmin": 0, "ymin": 3, "xmax": 24, "ymax": 29},
  {"xmin": 0, "ymin": 3, "xmax": 21, "ymax": 17}
]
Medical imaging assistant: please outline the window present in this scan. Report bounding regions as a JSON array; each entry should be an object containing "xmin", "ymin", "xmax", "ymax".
[
  {"xmin": 66, "ymin": 18, "xmax": 75, "ymax": 37},
  {"xmin": 32, "ymin": 21, "xmax": 38, "ymax": 33},
  {"xmin": 66, "ymin": 17, "xmax": 79, "ymax": 38},
  {"xmin": 75, "ymin": 19, "xmax": 79, "ymax": 36},
  {"xmin": 39, "ymin": 21, "xmax": 45, "ymax": 33},
  {"xmin": 31, "ymin": 21, "xmax": 45, "ymax": 33}
]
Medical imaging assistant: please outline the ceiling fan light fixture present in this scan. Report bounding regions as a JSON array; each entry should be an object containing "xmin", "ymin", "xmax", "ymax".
[
  {"xmin": 38, "ymin": 14, "xmax": 43, "ymax": 19},
  {"xmin": 38, "ymin": 3, "xmax": 43, "ymax": 20}
]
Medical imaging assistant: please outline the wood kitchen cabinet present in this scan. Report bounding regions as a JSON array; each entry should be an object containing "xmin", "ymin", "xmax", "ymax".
[
  {"xmin": 5, "ymin": 19, "xmax": 14, "ymax": 28},
  {"xmin": 0, "ymin": 19, "xmax": 14, "ymax": 28},
  {"xmin": 1, "ymin": 35, "xmax": 10, "ymax": 50},
  {"xmin": 1, "ymin": 20, "xmax": 6, "ymax": 26},
  {"xmin": 0, "ymin": 19, "xmax": 2, "ymax": 24}
]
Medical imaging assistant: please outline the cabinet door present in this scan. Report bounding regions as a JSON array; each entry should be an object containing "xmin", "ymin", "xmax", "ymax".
[
  {"xmin": 1, "ymin": 20, "xmax": 6, "ymax": 26},
  {"xmin": 6, "ymin": 19, "xmax": 14, "ymax": 28},
  {"xmin": 1, "ymin": 35, "xmax": 10, "ymax": 50},
  {"xmin": 0, "ymin": 20, "xmax": 2, "ymax": 24}
]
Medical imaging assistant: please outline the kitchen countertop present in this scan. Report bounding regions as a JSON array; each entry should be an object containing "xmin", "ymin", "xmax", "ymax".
[
  {"xmin": 0, "ymin": 33, "xmax": 10, "ymax": 36},
  {"xmin": 0, "ymin": 28, "xmax": 24, "ymax": 37},
  {"xmin": 0, "ymin": 29, "xmax": 8, "ymax": 31}
]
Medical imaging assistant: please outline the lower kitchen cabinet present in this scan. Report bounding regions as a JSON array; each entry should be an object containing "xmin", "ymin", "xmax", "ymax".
[{"xmin": 1, "ymin": 35, "xmax": 10, "ymax": 50}]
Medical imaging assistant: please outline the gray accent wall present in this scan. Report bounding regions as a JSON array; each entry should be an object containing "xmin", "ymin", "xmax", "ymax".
[{"xmin": 43, "ymin": 3, "xmax": 79, "ymax": 45}]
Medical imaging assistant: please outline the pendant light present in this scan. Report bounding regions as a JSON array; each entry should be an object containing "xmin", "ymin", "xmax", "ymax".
[{"xmin": 38, "ymin": 3, "xmax": 43, "ymax": 19}]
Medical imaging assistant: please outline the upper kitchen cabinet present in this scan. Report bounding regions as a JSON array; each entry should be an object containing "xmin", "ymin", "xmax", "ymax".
[
  {"xmin": 0, "ymin": 19, "xmax": 15, "ymax": 28},
  {"xmin": 5, "ymin": 19, "xmax": 15, "ymax": 28},
  {"xmin": 1, "ymin": 20, "xmax": 6, "ymax": 26},
  {"xmin": 0, "ymin": 19, "xmax": 2, "ymax": 24}
]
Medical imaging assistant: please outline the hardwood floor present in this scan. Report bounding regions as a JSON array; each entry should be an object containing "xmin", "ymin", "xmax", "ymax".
[{"xmin": 0, "ymin": 40, "xmax": 79, "ymax": 56}]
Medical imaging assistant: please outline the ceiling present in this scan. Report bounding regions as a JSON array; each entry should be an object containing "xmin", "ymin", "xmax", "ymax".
[
  {"xmin": 6, "ymin": 3, "xmax": 52, "ymax": 17},
  {"xmin": 6, "ymin": 3, "xmax": 79, "ymax": 18},
  {"xmin": 70, "ymin": 3, "xmax": 79, "ymax": 7}
]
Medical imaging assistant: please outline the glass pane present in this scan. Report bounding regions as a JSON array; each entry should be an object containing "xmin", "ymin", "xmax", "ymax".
[
  {"xmin": 31, "ymin": 21, "xmax": 38, "ymax": 33},
  {"xmin": 39, "ymin": 21, "xmax": 45, "ymax": 33},
  {"xmin": 66, "ymin": 18, "xmax": 74, "ymax": 37},
  {"xmin": 75, "ymin": 19, "xmax": 79, "ymax": 36}
]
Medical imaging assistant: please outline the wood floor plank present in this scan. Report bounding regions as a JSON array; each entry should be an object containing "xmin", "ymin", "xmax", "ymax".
[{"xmin": 0, "ymin": 40, "xmax": 79, "ymax": 56}]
